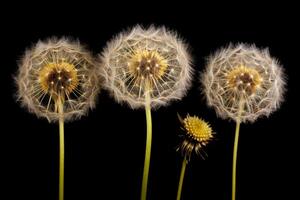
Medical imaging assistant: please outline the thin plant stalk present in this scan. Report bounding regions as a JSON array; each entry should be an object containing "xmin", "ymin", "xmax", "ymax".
[
  {"xmin": 141, "ymin": 87, "xmax": 152, "ymax": 200},
  {"xmin": 232, "ymin": 100, "xmax": 244, "ymax": 200},
  {"xmin": 176, "ymin": 156, "xmax": 188, "ymax": 200},
  {"xmin": 58, "ymin": 97, "xmax": 65, "ymax": 200}
]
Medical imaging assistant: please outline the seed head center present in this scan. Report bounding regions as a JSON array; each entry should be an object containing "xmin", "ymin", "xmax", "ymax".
[
  {"xmin": 128, "ymin": 50, "xmax": 168, "ymax": 81},
  {"xmin": 227, "ymin": 66, "xmax": 262, "ymax": 96},
  {"xmin": 39, "ymin": 62, "xmax": 78, "ymax": 97}
]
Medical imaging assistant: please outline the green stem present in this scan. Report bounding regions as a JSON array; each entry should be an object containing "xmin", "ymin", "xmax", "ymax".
[
  {"xmin": 176, "ymin": 157, "xmax": 187, "ymax": 200},
  {"xmin": 232, "ymin": 100, "xmax": 244, "ymax": 200},
  {"xmin": 58, "ymin": 99, "xmax": 65, "ymax": 200},
  {"xmin": 141, "ymin": 90, "xmax": 152, "ymax": 200}
]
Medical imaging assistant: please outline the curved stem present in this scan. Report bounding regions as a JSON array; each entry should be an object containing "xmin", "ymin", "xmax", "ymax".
[
  {"xmin": 58, "ymin": 98, "xmax": 65, "ymax": 200},
  {"xmin": 232, "ymin": 100, "xmax": 244, "ymax": 200},
  {"xmin": 176, "ymin": 157, "xmax": 187, "ymax": 200},
  {"xmin": 141, "ymin": 90, "xmax": 152, "ymax": 200}
]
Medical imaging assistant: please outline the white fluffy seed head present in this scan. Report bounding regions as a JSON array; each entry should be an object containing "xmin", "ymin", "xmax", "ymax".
[
  {"xmin": 15, "ymin": 37, "xmax": 100, "ymax": 122},
  {"xmin": 201, "ymin": 43, "xmax": 286, "ymax": 123},
  {"xmin": 100, "ymin": 25, "xmax": 193, "ymax": 109}
]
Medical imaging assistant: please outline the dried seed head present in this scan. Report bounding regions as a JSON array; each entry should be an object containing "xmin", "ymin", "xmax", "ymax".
[
  {"xmin": 202, "ymin": 44, "xmax": 286, "ymax": 123},
  {"xmin": 100, "ymin": 25, "xmax": 193, "ymax": 109},
  {"xmin": 15, "ymin": 38, "xmax": 100, "ymax": 122}
]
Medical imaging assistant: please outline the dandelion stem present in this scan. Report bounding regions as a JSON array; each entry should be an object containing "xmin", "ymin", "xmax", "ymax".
[
  {"xmin": 141, "ymin": 88, "xmax": 152, "ymax": 200},
  {"xmin": 58, "ymin": 98, "xmax": 65, "ymax": 200},
  {"xmin": 176, "ymin": 156, "xmax": 187, "ymax": 200},
  {"xmin": 232, "ymin": 100, "xmax": 244, "ymax": 200}
]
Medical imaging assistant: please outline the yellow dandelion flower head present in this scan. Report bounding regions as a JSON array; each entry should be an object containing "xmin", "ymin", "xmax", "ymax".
[
  {"xmin": 179, "ymin": 114, "xmax": 214, "ymax": 160},
  {"xmin": 202, "ymin": 44, "xmax": 286, "ymax": 123},
  {"xmin": 16, "ymin": 38, "xmax": 100, "ymax": 122},
  {"xmin": 100, "ymin": 25, "xmax": 193, "ymax": 109},
  {"xmin": 183, "ymin": 115, "xmax": 213, "ymax": 144}
]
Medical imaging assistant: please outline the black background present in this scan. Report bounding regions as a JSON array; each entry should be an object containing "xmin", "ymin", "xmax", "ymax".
[{"xmin": 1, "ymin": 2, "xmax": 299, "ymax": 200}]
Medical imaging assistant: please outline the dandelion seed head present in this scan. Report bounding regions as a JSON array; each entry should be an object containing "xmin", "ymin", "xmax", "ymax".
[
  {"xmin": 201, "ymin": 43, "xmax": 286, "ymax": 123},
  {"xmin": 100, "ymin": 25, "xmax": 193, "ymax": 109},
  {"xmin": 15, "ymin": 37, "xmax": 100, "ymax": 122}
]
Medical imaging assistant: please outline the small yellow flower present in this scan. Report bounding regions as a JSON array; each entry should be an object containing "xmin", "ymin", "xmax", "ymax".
[{"xmin": 178, "ymin": 114, "xmax": 214, "ymax": 160}]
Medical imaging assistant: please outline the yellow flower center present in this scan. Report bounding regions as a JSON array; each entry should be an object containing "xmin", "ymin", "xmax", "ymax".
[
  {"xmin": 227, "ymin": 65, "xmax": 262, "ymax": 96},
  {"xmin": 39, "ymin": 62, "xmax": 79, "ymax": 99},
  {"xmin": 183, "ymin": 115, "xmax": 213, "ymax": 143}
]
